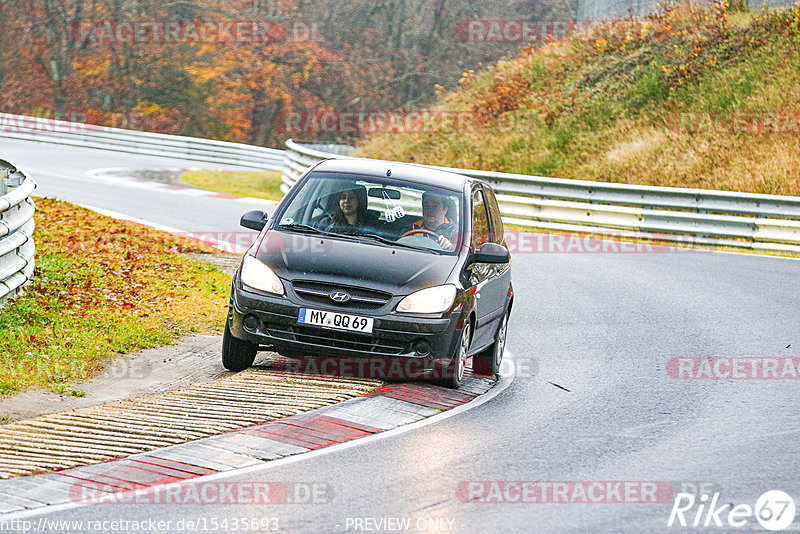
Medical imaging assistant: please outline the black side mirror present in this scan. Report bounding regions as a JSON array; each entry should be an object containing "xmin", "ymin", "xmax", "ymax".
[
  {"xmin": 473, "ymin": 242, "xmax": 510, "ymax": 264},
  {"xmin": 240, "ymin": 210, "xmax": 267, "ymax": 231}
]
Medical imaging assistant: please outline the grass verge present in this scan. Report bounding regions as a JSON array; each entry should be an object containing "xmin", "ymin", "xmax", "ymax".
[
  {"xmin": 0, "ymin": 197, "xmax": 231, "ymax": 397},
  {"xmin": 180, "ymin": 169, "xmax": 284, "ymax": 200}
]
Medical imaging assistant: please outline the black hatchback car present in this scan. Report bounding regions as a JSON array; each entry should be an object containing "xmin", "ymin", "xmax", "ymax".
[{"xmin": 223, "ymin": 159, "xmax": 512, "ymax": 388}]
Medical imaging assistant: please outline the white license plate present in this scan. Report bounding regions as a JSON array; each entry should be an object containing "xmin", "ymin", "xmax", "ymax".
[{"xmin": 298, "ymin": 308, "xmax": 374, "ymax": 334}]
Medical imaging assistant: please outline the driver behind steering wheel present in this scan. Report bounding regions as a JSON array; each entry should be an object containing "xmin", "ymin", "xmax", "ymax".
[{"xmin": 405, "ymin": 192, "xmax": 457, "ymax": 250}]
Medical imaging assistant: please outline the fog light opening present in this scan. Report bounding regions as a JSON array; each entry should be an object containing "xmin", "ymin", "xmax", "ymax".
[
  {"xmin": 414, "ymin": 340, "xmax": 431, "ymax": 356},
  {"xmin": 243, "ymin": 314, "xmax": 259, "ymax": 332}
]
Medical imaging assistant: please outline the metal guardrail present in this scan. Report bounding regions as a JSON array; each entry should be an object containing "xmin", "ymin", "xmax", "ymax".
[
  {"xmin": 281, "ymin": 139, "xmax": 800, "ymax": 253},
  {"xmin": 0, "ymin": 159, "xmax": 36, "ymax": 308},
  {"xmin": 0, "ymin": 113, "xmax": 285, "ymax": 171}
]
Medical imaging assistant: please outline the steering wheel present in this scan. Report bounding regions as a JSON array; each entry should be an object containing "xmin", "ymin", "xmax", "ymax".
[{"xmin": 400, "ymin": 228, "xmax": 438, "ymax": 239}]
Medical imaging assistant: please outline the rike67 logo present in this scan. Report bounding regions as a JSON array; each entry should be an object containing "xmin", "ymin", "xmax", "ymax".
[{"xmin": 668, "ymin": 490, "xmax": 796, "ymax": 531}]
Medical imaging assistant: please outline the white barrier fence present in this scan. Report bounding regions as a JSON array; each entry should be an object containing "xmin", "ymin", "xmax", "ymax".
[
  {"xmin": 281, "ymin": 140, "xmax": 800, "ymax": 253},
  {"xmin": 0, "ymin": 160, "xmax": 36, "ymax": 308},
  {"xmin": 0, "ymin": 113, "xmax": 285, "ymax": 171}
]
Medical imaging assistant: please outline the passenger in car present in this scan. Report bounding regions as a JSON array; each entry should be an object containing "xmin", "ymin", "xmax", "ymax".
[
  {"xmin": 326, "ymin": 185, "xmax": 380, "ymax": 234},
  {"xmin": 406, "ymin": 192, "xmax": 457, "ymax": 250}
]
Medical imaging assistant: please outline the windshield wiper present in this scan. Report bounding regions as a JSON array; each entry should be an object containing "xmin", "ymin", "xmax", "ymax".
[
  {"xmin": 278, "ymin": 223, "xmax": 332, "ymax": 236},
  {"xmin": 355, "ymin": 233, "xmax": 442, "ymax": 254}
]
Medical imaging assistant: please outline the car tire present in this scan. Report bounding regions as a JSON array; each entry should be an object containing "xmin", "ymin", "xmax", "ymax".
[
  {"xmin": 474, "ymin": 309, "xmax": 508, "ymax": 377},
  {"xmin": 441, "ymin": 322, "xmax": 471, "ymax": 389},
  {"xmin": 222, "ymin": 319, "xmax": 258, "ymax": 372}
]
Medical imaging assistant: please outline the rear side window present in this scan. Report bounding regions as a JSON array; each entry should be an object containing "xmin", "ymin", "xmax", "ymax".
[
  {"xmin": 483, "ymin": 187, "xmax": 504, "ymax": 243},
  {"xmin": 471, "ymin": 188, "xmax": 490, "ymax": 248}
]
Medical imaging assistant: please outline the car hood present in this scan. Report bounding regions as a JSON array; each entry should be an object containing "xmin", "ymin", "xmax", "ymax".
[{"xmin": 253, "ymin": 231, "xmax": 460, "ymax": 295}]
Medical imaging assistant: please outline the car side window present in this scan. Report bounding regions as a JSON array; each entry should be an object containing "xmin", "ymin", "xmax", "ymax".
[
  {"xmin": 483, "ymin": 187, "xmax": 504, "ymax": 244},
  {"xmin": 472, "ymin": 188, "xmax": 490, "ymax": 249}
]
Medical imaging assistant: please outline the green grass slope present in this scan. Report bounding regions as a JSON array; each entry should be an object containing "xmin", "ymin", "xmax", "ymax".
[{"xmin": 356, "ymin": 3, "xmax": 800, "ymax": 195}]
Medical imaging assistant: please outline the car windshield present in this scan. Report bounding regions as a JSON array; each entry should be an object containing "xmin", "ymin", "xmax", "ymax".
[{"xmin": 275, "ymin": 171, "xmax": 463, "ymax": 254}]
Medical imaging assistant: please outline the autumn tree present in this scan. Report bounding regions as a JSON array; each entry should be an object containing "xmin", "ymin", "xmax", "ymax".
[{"xmin": 0, "ymin": 0, "xmax": 578, "ymax": 146}]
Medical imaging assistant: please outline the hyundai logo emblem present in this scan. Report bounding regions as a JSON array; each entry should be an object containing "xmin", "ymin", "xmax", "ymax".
[{"xmin": 329, "ymin": 291, "xmax": 351, "ymax": 303}]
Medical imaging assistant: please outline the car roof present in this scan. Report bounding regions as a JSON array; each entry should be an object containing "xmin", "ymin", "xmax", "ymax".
[{"xmin": 311, "ymin": 158, "xmax": 475, "ymax": 192}]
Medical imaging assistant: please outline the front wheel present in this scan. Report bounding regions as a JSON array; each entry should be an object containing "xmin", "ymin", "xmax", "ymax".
[
  {"xmin": 475, "ymin": 310, "xmax": 508, "ymax": 377},
  {"xmin": 440, "ymin": 323, "xmax": 471, "ymax": 389},
  {"xmin": 222, "ymin": 319, "xmax": 258, "ymax": 372}
]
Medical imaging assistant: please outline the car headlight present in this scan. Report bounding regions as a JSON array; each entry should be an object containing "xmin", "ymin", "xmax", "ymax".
[
  {"xmin": 240, "ymin": 255, "xmax": 284, "ymax": 295},
  {"xmin": 396, "ymin": 285, "xmax": 457, "ymax": 314}
]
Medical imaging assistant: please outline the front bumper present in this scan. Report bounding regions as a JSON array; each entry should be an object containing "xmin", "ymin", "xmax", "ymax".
[{"xmin": 229, "ymin": 285, "xmax": 462, "ymax": 370}]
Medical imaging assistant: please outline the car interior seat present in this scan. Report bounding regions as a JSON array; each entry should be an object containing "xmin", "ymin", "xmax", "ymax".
[{"xmin": 443, "ymin": 196, "xmax": 458, "ymax": 227}]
